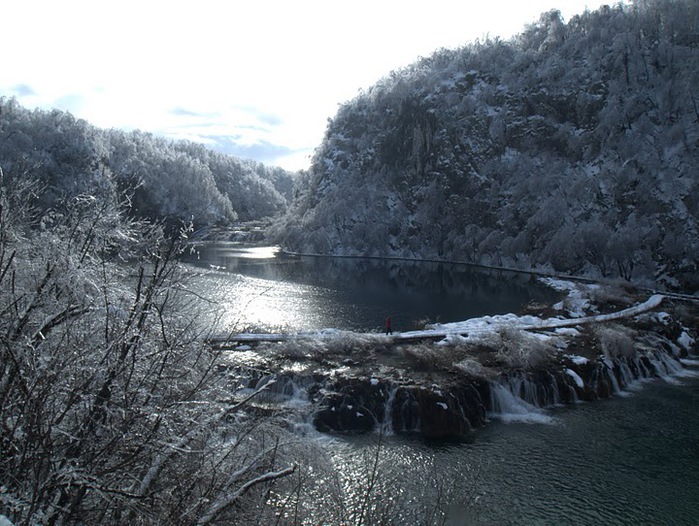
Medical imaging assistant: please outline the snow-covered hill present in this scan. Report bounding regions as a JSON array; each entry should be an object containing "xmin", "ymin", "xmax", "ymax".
[{"xmin": 276, "ymin": 0, "xmax": 699, "ymax": 292}]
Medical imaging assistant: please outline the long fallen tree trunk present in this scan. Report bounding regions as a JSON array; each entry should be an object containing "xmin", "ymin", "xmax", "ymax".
[{"xmin": 208, "ymin": 295, "xmax": 666, "ymax": 349}]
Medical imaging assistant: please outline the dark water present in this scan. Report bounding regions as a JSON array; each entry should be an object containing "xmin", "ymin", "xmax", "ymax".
[
  {"xmin": 330, "ymin": 368, "xmax": 699, "ymax": 525},
  {"xmin": 182, "ymin": 244, "xmax": 560, "ymax": 333}
]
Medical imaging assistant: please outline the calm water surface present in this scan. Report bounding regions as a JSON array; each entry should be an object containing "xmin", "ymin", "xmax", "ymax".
[{"xmin": 182, "ymin": 244, "xmax": 559, "ymax": 333}]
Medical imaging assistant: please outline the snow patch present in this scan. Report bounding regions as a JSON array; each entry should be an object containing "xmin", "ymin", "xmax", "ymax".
[
  {"xmin": 555, "ymin": 327, "xmax": 581, "ymax": 337},
  {"xmin": 567, "ymin": 355, "xmax": 589, "ymax": 365},
  {"xmin": 652, "ymin": 312, "xmax": 672, "ymax": 324},
  {"xmin": 565, "ymin": 369, "xmax": 585, "ymax": 389},
  {"xmin": 678, "ymin": 331, "xmax": 695, "ymax": 351},
  {"xmin": 543, "ymin": 278, "xmax": 597, "ymax": 317}
]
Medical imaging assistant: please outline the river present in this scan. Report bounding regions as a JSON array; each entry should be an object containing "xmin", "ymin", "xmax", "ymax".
[{"xmin": 181, "ymin": 244, "xmax": 699, "ymax": 525}]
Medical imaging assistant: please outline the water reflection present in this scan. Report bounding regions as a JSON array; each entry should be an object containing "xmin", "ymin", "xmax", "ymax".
[{"xmin": 182, "ymin": 244, "xmax": 561, "ymax": 333}]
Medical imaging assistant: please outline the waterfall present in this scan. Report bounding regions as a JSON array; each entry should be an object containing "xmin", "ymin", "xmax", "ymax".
[
  {"xmin": 617, "ymin": 360, "xmax": 635, "ymax": 389},
  {"xmin": 253, "ymin": 374, "xmax": 310, "ymax": 407},
  {"xmin": 633, "ymin": 355, "xmax": 652, "ymax": 379},
  {"xmin": 548, "ymin": 372, "xmax": 561, "ymax": 406},
  {"xmin": 488, "ymin": 382, "xmax": 553, "ymax": 424},
  {"xmin": 680, "ymin": 357, "xmax": 699, "ymax": 367},
  {"xmin": 567, "ymin": 382, "xmax": 579, "ymax": 404},
  {"xmin": 602, "ymin": 360, "xmax": 622, "ymax": 394},
  {"xmin": 501, "ymin": 372, "xmax": 540, "ymax": 406},
  {"xmin": 597, "ymin": 351, "xmax": 690, "ymax": 395},
  {"xmin": 379, "ymin": 384, "xmax": 398, "ymax": 435},
  {"xmin": 648, "ymin": 350, "xmax": 690, "ymax": 383}
]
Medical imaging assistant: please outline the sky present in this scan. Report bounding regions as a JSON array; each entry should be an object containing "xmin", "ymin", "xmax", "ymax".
[{"xmin": 3, "ymin": 0, "xmax": 613, "ymax": 171}]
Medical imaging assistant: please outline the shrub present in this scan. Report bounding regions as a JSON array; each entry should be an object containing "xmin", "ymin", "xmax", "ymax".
[
  {"xmin": 492, "ymin": 326, "xmax": 555, "ymax": 370},
  {"xmin": 593, "ymin": 323, "xmax": 636, "ymax": 358},
  {"xmin": 0, "ymin": 170, "xmax": 295, "ymax": 525}
]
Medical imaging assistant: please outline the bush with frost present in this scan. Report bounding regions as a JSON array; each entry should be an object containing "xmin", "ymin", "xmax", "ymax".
[
  {"xmin": 454, "ymin": 358, "xmax": 491, "ymax": 378},
  {"xmin": 0, "ymin": 169, "xmax": 296, "ymax": 525},
  {"xmin": 593, "ymin": 323, "xmax": 636, "ymax": 359},
  {"xmin": 492, "ymin": 326, "xmax": 555, "ymax": 370}
]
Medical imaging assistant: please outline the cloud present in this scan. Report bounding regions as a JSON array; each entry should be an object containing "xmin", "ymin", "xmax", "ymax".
[
  {"xmin": 158, "ymin": 104, "xmax": 312, "ymax": 169},
  {"xmin": 169, "ymin": 107, "xmax": 221, "ymax": 118},
  {"xmin": 254, "ymin": 112, "xmax": 283, "ymax": 127},
  {"xmin": 166, "ymin": 106, "xmax": 282, "ymax": 135},
  {"xmin": 53, "ymin": 93, "xmax": 87, "ymax": 114},
  {"xmin": 170, "ymin": 107, "xmax": 206, "ymax": 118},
  {"xmin": 208, "ymin": 137, "xmax": 294, "ymax": 162},
  {"xmin": 12, "ymin": 84, "xmax": 36, "ymax": 97},
  {"xmin": 167, "ymin": 129, "xmax": 306, "ymax": 166}
]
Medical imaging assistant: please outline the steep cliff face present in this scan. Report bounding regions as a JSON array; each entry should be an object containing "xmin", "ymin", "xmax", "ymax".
[{"xmin": 278, "ymin": 0, "xmax": 699, "ymax": 290}]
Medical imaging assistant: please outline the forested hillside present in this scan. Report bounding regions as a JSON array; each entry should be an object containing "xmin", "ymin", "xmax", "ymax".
[
  {"xmin": 276, "ymin": 0, "xmax": 699, "ymax": 292},
  {"xmin": 0, "ymin": 98, "xmax": 296, "ymax": 228}
]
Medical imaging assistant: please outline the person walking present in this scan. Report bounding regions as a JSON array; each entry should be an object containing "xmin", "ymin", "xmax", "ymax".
[{"xmin": 385, "ymin": 315, "xmax": 393, "ymax": 335}]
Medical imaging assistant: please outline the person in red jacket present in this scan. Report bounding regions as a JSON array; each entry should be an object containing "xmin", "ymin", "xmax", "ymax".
[{"xmin": 385, "ymin": 315, "xmax": 393, "ymax": 335}]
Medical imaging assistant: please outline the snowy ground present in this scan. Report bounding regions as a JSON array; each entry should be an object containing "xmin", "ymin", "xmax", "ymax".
[{"xmin": 400, "ymin": 293, "xmax": 665, "ymax": 342}]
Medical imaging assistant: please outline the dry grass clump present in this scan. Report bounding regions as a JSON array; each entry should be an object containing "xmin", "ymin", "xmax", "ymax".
[
  {"xmin": 271, "ymin": 332, "xmax": 389, "ymax": 362},
  {"xmin": 401, "ymin": 344, "xmax": 441, "ymax": 371},
  {"xmin": 492, "ymin": 326, "xmax": 555, "ymax": 370},
  {"xmin": 593, "ymin": 323, "xmax": 636, "ymax": 358},
  {"xmin": 588, "ymin": 284, "xmax": 635, "ymax": 310},
  {"xmin": 453, "ymin": 358, "xmax": 491, "ymax": 379},
  {"xmin": 400, "ymin": 343, "xmax": 462, "ymax": 372}
]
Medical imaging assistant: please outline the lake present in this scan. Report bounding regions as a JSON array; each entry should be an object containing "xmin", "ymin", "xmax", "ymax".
[{"xmin": 181, "ymin": 243, "xmax": 560, "ymax": 333}]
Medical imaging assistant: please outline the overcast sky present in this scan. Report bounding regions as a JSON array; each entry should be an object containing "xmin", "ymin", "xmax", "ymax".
[{"xmin": 3, "ymin": 1, "xmax": 613, "ymax": 171}]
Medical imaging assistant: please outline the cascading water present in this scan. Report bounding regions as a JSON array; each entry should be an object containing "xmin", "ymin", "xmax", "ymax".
[
  {"xmin": 488, "ymin": 382, "xmax": 553, "ymax": 424},
  {"xmin": 603, "ymin": 358, "xmax": 622, "ymax": 393},
  {"xmin": 253, "ymin": 374, "xmax": 304, "ymax": 403},
  {"xmin": 486, "ymin": 347, "xmax": 690, "ymax": 428},
  {"xmin": 617, "ymin": 360, "xmax": 635, "ymax": 389},
  {"xmin": 224, "ymin": 339, "xmax": 691, "ymax": 439},
  {"xmin": 547, "ymin": 372, "xmax": 561, "ymax": 405},
  {"xmin": 379, "ymin": 383, "xmax": 398, "ymax": 435}
]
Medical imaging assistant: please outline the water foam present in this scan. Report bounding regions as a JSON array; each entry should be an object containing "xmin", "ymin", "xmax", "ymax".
[{"xmin": 488, "ymin": 383, "xmax": 554, "ymax": 424}]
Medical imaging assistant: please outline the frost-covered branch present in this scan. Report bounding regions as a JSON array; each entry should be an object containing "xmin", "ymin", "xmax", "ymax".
[{"xmin": 196, "ymin": 465, "xmax": 297, "ymax": 526}]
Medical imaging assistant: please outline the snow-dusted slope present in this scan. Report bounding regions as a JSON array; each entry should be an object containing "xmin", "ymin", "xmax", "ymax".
[{"xmin": 278, "ymin": 0, "xmax": 699, "ymax": 291}]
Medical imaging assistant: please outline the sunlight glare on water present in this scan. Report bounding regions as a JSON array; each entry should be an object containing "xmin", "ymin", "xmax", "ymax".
[
  {"xmin": 201, "ymin": 273, "xmax": 333, "ymax": 332},
  {"xmin": 233, "ymin": 245, "xmax": 280, "ymax": 259}
]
